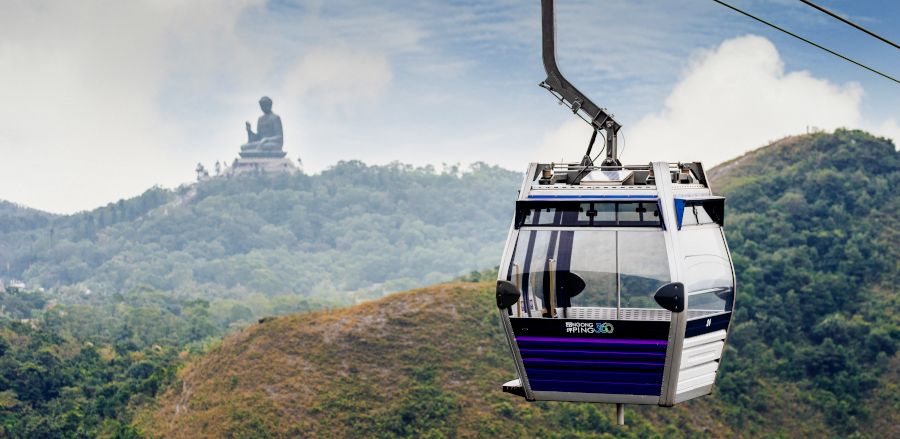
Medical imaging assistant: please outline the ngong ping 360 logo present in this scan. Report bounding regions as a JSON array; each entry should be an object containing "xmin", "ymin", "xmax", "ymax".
[{"xmin": 565, "ymin": 321, "xmax": 615, "ymax": 334}]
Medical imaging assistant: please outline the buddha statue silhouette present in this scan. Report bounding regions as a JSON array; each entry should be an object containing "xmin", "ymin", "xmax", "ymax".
[{"xmin": 240, "ymin": 96, "xmax": 285, "ymax": 158}]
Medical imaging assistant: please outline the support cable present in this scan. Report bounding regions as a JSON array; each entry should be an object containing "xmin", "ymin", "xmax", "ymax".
[
  {"xmin": 711, "ymin": 0, "xmax": 900, "ymax": 85},
  {"xmin": 799, "ymin": 0, "xmax": 900, "ymax": 50}
]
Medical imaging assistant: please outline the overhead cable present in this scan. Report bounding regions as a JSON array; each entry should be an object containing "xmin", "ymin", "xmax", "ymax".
[
  {"xmin": 711, "ymin": 0, "xmax": 900, "ymax": 85},
  {"xmin": 799, "ymin": 0, "xmax": 899, "ymax": 50}
]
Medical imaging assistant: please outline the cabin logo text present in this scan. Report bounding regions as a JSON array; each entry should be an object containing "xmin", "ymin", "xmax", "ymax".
[{"xmin": 565, "ymin": 322, "xmax": 614, "ymax": 334}]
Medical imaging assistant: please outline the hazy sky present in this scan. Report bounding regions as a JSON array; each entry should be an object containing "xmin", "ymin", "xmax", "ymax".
[{"xmin": 1, "ymin": 0, "xmax": 898, "ymax": 214}]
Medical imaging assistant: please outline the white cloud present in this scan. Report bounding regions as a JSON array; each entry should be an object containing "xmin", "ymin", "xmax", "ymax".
[
  {"xmin": 534, "ymin": 35, "xmax": 899, "ymax": 167},
  {"xmin": 534, "ymin": 120, "xmax": 595, "ymax": 164},
  {"xmin": 866, "ymin": 118, "xmax": 900, "ymax": 148},
  {"xmin": 624, "ymin": 35, "xmax": 865, "ymax": 166},
  {"xmin": 283, "ymin": 45, "xmax": 393, "ymax": 111},
  {"xmin": 1, "ymin": 1, "xmax": 895, "ymax": 215}
]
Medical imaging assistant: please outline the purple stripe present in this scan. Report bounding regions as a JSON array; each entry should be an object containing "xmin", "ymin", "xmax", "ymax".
[
  {"xmin": 524, "ymin": 358, "xmax": 663, "ymax": 367},
  {"xmin": 526, "ymin": 369, "xmax": 664, "ymax": 383},
  {"xmin": 529, "ymin": 379, "xmax": 662, "ymax": 395},
  {"xmin": 516, "ymin": 336, "xmax": 667, "ymax": 346},
  {"xmin": 531, "ymin": 379, "xmax": 661, "ymax": 388},
  {"xmin": 519, "ymin": 348, "xmax": 665, "ymax": 358}
]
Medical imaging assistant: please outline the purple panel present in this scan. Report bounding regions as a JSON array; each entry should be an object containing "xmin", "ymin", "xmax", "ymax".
[
  {"xmin": 526, "ymin": 369, "xmax": 663, "ymax": 384},
  {"xmin": 516, "ymin": 336, "xmax": 667, "ymax": 346},
  {"xmin": 529, "ymin": 379, "xmax": 662, "ymax": 395},
  {"xmin": 514, "ymin": 336, "xmax": 668, "ymax": 396},
  {"xmin": 523, "ymin": 358, "xmax": 664, "ymax": 370},
  {"xmin": 519, "ymin": 348, "xmax": 665, "ymax": 360}
]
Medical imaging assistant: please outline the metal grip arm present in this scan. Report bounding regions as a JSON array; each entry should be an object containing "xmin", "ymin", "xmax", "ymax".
[{"xmin": 541, "ymin": 0, "xmax": 621, "ymax": 166}]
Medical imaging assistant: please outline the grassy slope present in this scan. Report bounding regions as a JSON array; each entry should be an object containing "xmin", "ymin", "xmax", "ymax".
[
  {"xmin": 141, "ymin": 282, "xmax": 833, "ymax": 439},
  {"xmin": 142, "ymin": 130, "xmax": 898, "ymax": 437}
]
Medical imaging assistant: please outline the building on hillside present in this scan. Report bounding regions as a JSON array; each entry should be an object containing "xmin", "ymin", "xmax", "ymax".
[{"xmin": 5, "ymin": 280, "xmax": 25, "ymax": 293}]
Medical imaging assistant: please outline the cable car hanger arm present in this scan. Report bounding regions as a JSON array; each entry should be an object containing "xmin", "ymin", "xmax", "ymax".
[{"xmin": 541, "ymin": 0, "xmax": 621, "ymax": 167}]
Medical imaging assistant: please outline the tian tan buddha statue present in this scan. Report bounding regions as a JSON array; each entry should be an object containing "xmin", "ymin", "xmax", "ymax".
[{"xmin": 240, "ymin": 96, "xmax": 286, "ymax": 158}]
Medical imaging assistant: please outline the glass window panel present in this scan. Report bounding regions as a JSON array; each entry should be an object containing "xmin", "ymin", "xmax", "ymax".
[
  {"xmin": 509, "ymin": 231, "xmax": 548, "ymax": 315},
  {"xmin": 508, "ymin": 231, "xmax": 531, "ymax": 312},
  {"xmin": 617, "ymin": 203, "xmax": 641, "ymax": 223},
  {"xmin": 695, "ymin": 204, "xmax": 715, "ymax": 224},
  {"xmin": 619, "ymin": 231, "xmax": 671, "ymax": 308},
  {"xmin": 566, "ymin": 231, "xmax": 617, "ymax": 308},
  {"xmin": 689, "ymin": 288, "xmax": 733, "ymax": 313},
  {"xmin": 520, "ymin": 209, "xmax": 535, "ymax": 226},
  {"xmin": 525, "ymin": 231, "xmax": 554, "ymax": 313},
  {"xmin": 577, "ymin": 203, "xmax": 592, "ymax": 223},
  {"xmin": 682, "ymin": 205, "xmax": 699, "ymax": 226},
  {"xmin": 595, "ymin": 203, "xmax": 616, "ymax": 223},
  {"xmin": 642, "ymin": 202, "xmax": 661, "ymax": 224},
  {"xmin": 536, "ymin": 208, "xmax": 557, "ymax": 225},
  {"xmin": 508, "ymin": 229, "xmax": 675, "ymax": 316},
  {"xmin": 679, "ymin": 227, "xmax": 734, "ymax": 319}
]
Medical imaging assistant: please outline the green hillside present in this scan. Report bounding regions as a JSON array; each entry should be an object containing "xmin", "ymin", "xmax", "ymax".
[
  {"xmin": 139, "ymin": 130, "xmax": 899, "ymax": 438},
  {"xmin": 142, "ymin": 283, "xmax": 754, "ymax": 438},
  {"xmin": 0, "ymin": 201, "xmax": 55, "ymax": 234},
  {"xmin": 0, "ymin": 162, "xmax": 519, "ymax": 311}
]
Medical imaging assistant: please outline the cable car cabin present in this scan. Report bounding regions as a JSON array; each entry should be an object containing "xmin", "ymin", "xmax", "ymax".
[{"xmin": 496, "ymin": 161, "xmax": 735, "ymax": 407}]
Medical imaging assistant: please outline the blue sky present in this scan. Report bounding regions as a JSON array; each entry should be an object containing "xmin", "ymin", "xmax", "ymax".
[{"xmin": 1, "ymin": 0, "xmax": 898, "ymax": 213}]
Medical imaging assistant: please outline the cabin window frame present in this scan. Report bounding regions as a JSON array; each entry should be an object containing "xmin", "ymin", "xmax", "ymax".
[{"xmin": 515, "ymin": 200, "xmax": 664, "ymax": 229}]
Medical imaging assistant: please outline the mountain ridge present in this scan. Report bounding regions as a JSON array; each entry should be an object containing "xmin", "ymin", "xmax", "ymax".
[{"xmin": 0, "ymin": 162, "xmax": 520, "ymax": 315}]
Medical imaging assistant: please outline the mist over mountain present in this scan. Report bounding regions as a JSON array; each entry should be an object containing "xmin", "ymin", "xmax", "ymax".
[
  {"xmin": 0, "ymin": 161, "xmax": 519, "ymax": 308},
  {"xmin": 140, "ymin": 129, "xmax": 899, "ymax": 437}
]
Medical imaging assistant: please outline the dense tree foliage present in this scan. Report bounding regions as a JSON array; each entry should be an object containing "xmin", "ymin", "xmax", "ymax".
[
  {"xmin": 0, "ymin": 288, "xmax": 223, "ymax": 437},
  {"xmin": 711, "ymin": 130, "xmax": 899, "ymax": 433},
  {"xmin": 0, "ymin": 162, "xmax": 519, "ymax": 310}
]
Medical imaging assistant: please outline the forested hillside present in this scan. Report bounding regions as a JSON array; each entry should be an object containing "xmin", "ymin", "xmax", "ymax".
[
  {"xmin": 1, "ymin": 130, "xmax": 896, "ymax": 437},
  {"xmin": 0, "ymin": 162, "xmax": 519, "ymax": 310},
  {"xmin": 0, "ymin": 288, "xmax": 217, "ymax": 436},
  {"xmin": 0, "ymin": 201, "xmax": 55, "ymax": 234},
  {"xmin": 143, "ymin": 130, "xmax": 899, "ymax": 438},
  {"xmin": 709, "ymin": 129, "xmax": 899, "ymax": 434}
]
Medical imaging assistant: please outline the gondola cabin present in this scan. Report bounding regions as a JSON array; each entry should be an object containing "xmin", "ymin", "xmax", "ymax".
[{"xmin": 497, "ymin": 161, "xmax": 735, "ymax": 407}]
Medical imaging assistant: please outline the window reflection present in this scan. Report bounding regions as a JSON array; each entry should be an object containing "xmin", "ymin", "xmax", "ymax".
[
  {"xmin": 509, "ymin": 229, "xmax": 671, "ymax": 312},
  {"xmin": 567, "ymin": 231, "xmax": 617, "ymax": 308},
  {"xmin": 618, "ymin": 231, "xmax": 671, "ymax": 308}
]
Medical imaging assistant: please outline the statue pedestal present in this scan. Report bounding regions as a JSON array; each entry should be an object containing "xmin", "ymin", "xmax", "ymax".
[
  {"xmin": 239, "ymin": 150, "xmax": 287, "ymax": 159},
  {"xmin": 228, "ymin": 156, "xmax": 299, "ymax": 176}
]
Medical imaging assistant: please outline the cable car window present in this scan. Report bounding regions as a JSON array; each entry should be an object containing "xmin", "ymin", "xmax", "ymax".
[
  {"xmin": 576, "ymin": 203, "xmax": 592, "ymax": 223},
  {"xmin": 508, "ymin": 229, "xmax": 670, "ymax": 315},
  {"xmin": 644, "ymin": 202, "xmax": 661, "ymax": 222},
  {"xmin": 537, "ymin": 208, "xmax": 557, "ymax": 225},
  {"xmin": 567, "ymin": 231, "xmax": 617, "ymax": 308},
  {"xmin": 617, "ymin": 202, "xmax": 661, "ymax": 226},
  {"xmin": 678, "ymin": 198, "xmax": 725, "ymax": 228},
  {"xmin": 508, "ymin": 231, "xmax": 556, "ymax": 315},
  {"xmin": 689, "ymin": 287, "xmax": 734, "ymax": 313},
  {"xmin": 682, "ymin": 207, "xmax": 698, "ymax": 226},
  {"xmin": 617, "ymin": 203, "xmax": 641, "ymax": 223},
  {"xmin": 694, "ymin": 205, "xmax": 714, "ymax": 224},
  {"xmin": 595, "ymin": 203, "xmax": 616, "ymax": 223},
  {"xmin": 527, "ymin": 231, "xmax": 554, "ymax": 312},
  {"xmin": 619, "ymin": 231, "xmax": 671, "ymax": 308},
  {"xmin": 679, "ymin": 227, "xmax": 735, "ymax": 318},
  {"xmin": 515, "ymin": 201, "xmax": 662, "ymax": 228},
  {"xmin": 521, "ymin": 209, "xmax": 534, "ymax": 225}
]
